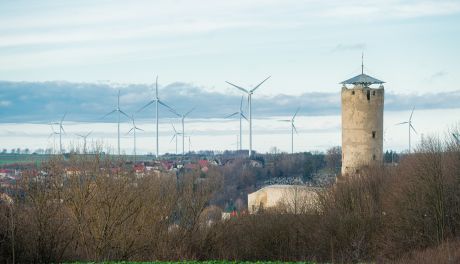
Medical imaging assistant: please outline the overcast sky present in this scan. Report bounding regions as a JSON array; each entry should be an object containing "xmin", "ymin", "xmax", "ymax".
[
  {"xmin": 1, "ymin": 1, "xmax": 460, "ymax": 153},
  {"xmin": 1, "ymin": 80, "xmax": 460, "ymax": 123},
  {"xmin": 1, "ymin": 0, "xmax": 459, "ymax": 98}
]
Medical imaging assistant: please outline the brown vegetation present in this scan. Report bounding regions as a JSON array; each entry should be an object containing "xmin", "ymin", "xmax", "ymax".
[{"xmin": 0, "ymin": 132, "xmax": 460, "ymax": 262}]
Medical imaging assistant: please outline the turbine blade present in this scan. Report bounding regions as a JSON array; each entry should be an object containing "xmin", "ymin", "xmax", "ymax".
[
  {"xmin": 184, "ymin": 107, "xmax": 195, "ymax": 117},
  {"xmin": 278, "ymin": 120, "xmax": 291, "ymax": 122},
  {"xmin": 159, "ymin": 100, "xmax": 180, "ymax": 116},
  {"xmin": 86, "ymin": 130, "xmax": 93, "ymax": 137},
  {"xmin": 241, "ymin": 113, "xmax": 248, "ymax": 122},
  {"xmin": 118, "ymin": 90, "xmax": 121, "ymax": 106},
  {"xmin": 127, "ymin": 127, "xmax": 134, "ymax": 135},
  {"xmin": 226, "ymin": 81, "xmax": 249, "ymax": 94},
  {"xmin": 410, "ymin": 124, "xmax": 417, "ymax": 134},
  {"xmin": 61, "ymin": 112, "xmax": 67, "ymax": 123},
  {"xmin": 171, "ymin": 123, "xmax": 177, "ymax": 133},
  {"xmin": 61, "ymin": 125, "xmax": 66, "ymax": 135},
  {"xmin": 225, "ymin": 112, "xmax": 239, "ymax": 118},
  {"xmin": 409, "ymin": 106, "xmax": 415, "ymax": 121},
  {"xmin": 453, "ymin": 133, "xmax": 460, "ymax": 143},
  {"xmin": 135, "ymin": 127, "xmax": 144, "ymax": 131},
  {"xmin": 293, "ymin": 107, "xmax": 300, "ymax": 120},
  {"xmin": 137, "ymin": 100, "xmax": 155, "ymax": 113},
  {"xmin": 101, "ymin": 109, "xmax": 117, "ymax": 119},
  {"xmin": 250, "ymin": 76, "xmax": 271, "ymax": 93},
  {"xmin": 240, "ymin": 95, "xmax": 244, "ymax": 110},
  {"xmin": 170, "ymin": 134, "xmax": 176, "ymax": 144},
  {"xmin": 119, "ymin": 109, "xmax": 131, "ymax": 120},
  {"xmin": 155, "ymin": 75, "xmax": 159, "ymax": 99},
  {"xmin": 293, "ymin": 124, "xmax": 298, "ymax": 134},
  {"xmin": 396, "ymin": 121, "xmax": 408, "ymax": 125}
]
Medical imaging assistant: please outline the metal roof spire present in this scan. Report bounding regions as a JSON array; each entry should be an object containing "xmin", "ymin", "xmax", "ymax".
[{"xmin": 340, "ymin": 53, "xmax": 385, "ymax": 85}]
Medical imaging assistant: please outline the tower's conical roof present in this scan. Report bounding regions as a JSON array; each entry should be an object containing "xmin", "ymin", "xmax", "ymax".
[{"xmin": 340, "ymin": 73, "xmax": 384, "ymax": 86}]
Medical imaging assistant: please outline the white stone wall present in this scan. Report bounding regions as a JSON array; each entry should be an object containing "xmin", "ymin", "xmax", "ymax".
[
  {"xmin": 341, "ymin": 84, "xmax": 384, "ymax": 175},
  {"xmin": 248, "ymin": 185, "xmax": 320, "ymax": 214}
]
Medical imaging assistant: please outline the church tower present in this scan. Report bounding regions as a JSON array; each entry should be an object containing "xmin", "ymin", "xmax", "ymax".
[{"xmin": 341, "ymin": 57, "xmax": 384, "ymax": 176}]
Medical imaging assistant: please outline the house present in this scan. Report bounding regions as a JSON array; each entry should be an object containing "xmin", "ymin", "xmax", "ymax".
[
  {"xmin": 0, "ymin": 169, "xmax": 12, "ymax": 178},
  {"xmin": 249, "ymin": 160, "xmax": 263, "ymax": 168},
  {"xmin": 248, "ymin": 184, "xmax": 321, "ymax": 214},
  {"xmin": 184, "ymin": 163, "xmax": 198, "ymax": 170},
  {"xmin": 198, "ymin": 159, "xmax": 209, "ymax": 168},
  {"xmin": 133, "ymin": 163, "xmax": 145, "ymax": 173}
]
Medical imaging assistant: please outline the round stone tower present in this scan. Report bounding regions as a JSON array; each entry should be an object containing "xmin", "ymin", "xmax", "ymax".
[{"xmin": 341, "ymin": 64, "xmax": 384, "ymax": 176}]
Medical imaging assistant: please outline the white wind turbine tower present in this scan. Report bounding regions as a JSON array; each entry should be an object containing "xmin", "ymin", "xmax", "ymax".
[
  {"xmin": 170, "ymin": 123, "xmax": 182, "ymax": 155},
  {"xmin": 225, "ymin": 95, "xmax": 247, "ymax": 150},
  {"xmin": 127, "ymin": 115, "xmax": 144, "ymax": 160},
  {"xmin": 226, "ymin": 76, "xmax": 271, "ymax": 157},
  {"xmin": 51, "ymin": 112, "xmax": 67, "ymax": 154},
  {"xmin": 396, "ymin": 106, "xmax": 417, "ymax": 153},
  {"xmin": 173, "ymin": 108, "xmax": 195, "ymax": 156},
  {"xmin": 48, "ymin": 125, "xmax": 59, "ymax": 154},
  {"xmin": 102, "ymin": 90, "xmax": 130, "ymax": 156},
  {"xmin": 279, "ymin": 107, "xmax": 300, "ymax": 154},
  {"xmin": 186, "ymin": 135, "xmax": 193, "ymax": 154},
  {"xmin": 75, "ymin": 131, "xmax": 93, "ymax": 154},
  {"xmin": 138, "ymin": 76, "xmax": 176, "ymax": 159}
]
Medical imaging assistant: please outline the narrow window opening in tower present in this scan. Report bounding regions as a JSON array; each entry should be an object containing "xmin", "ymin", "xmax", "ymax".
[
  {"xmin": 352, "ymin": 91, "xmax": 355, "ymax": 95},
  {"xmin": 372, "ymin": 131, "xmax": 376, "ymax": 138},
  {"xmin": 366, "ymin": 90, "xmax": 370, "ymax": 100},
  {"xmin": 373, "ymin": 154, "xmax": 376, "ymax": 160},
  {"xmin": 372, "ymin": 91, "xmax": 376, "ymax": 96}
]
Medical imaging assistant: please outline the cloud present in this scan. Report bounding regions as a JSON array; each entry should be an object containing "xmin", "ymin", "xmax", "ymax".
[
  {"xmin": 332, "ymin": 43, "xmax": 366, "ymax": 52},
  {"xmin": 0, "ymin": 100, "xmax": 11, "ymax": 107},
  {"xmin": 0, "ymin": 80, "xmax": 459, "ymax": 123},
  {"xmin": 318, "ymin": 0, "xmax": 460, "ymax": 19},
  {"xmin": 429, "ymin": 70, "xmax": 448, "ymax": 81}
]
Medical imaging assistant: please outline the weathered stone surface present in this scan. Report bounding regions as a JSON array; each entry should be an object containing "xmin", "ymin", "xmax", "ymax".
[{"xmin": 341, "ymin": 84, "xmax": 384, "ymax": 175}]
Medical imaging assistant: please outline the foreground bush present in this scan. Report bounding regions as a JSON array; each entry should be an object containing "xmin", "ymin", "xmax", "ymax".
[{"xmin": 1, "ymin": 131, "xmax": 460, "ymax": 262}]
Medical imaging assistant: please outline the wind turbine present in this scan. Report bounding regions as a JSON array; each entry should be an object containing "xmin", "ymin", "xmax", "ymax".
[
  {"xmin": 186, "ymin": 135, "xmax": 192, "ymax": 154},
  {"xmin": 137, "ymin": 76, "xmax": 176, "ymax": 159},
  {"xmin": 170, "ymin": 123, "xmax": 182, "ymax": 155},
  {"xmin": 396, "ymin": 106, "xmax": 417, "ymax": 153},
  {"xmin": 102, "ymin": 90, "xmax": 130, "ymax": 156},
  {"xmin": 51, "ymin": 112, "xmax": 67, "ymax": 154},
  {"xmin": 48, "ymin": 125, "xmax": 59, "ymax": 154},
  {"xmin": 127, "ymin": 115, "xmax": 144, "ymax": 160},
  {"xmin": 279, "ymin": 107, "xmax": 300, "ymax": 154},
  {"xmin": 75, "ymin": 130, "xmax": 93, "ymax": 154},
  {"xmin": 226, "ymin": 76, "xmax": 271, "ymax": 157},
  {"xmin": 173, "ymin": 108, "xmax": 195, "ymax": 156},
  {"xmin": 225, "ymin": 95, "xmax": 248, "ymax": 150}
]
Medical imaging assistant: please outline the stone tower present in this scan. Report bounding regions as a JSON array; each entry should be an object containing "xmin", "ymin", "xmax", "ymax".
[{"xmin": 341, "ymin": 62, "xmax": 384, "ymax": 176}]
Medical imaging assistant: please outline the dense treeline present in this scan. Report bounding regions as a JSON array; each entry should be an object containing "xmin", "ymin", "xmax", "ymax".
[{"xmin": 1, "ymin": 132, "xmax": 460, "ymax": 263}]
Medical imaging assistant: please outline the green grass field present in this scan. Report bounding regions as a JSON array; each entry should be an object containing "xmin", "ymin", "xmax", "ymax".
[
  {"xmin": 65, "ymin": 260, "xmax": 316, "ymax": 264},
  {"xmin": 0, "ymin": 153, "xmax": 159, "ymax": 167},
  {"xmin": 0, "ymin": 154, "xmax": 52, "ymax": 166}
]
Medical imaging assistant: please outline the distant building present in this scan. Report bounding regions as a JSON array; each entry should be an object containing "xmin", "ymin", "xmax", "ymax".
[
  {"xmin": 248, "ymin": 184, "xmax": 320, "ymax": 214},
  {"xmin": 0, "ymin": 169, "xmax": 13, "ymax": 178},
  {"xmin": 341, "ymin": 58, "xmax": 385, "ymax": 176}
]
